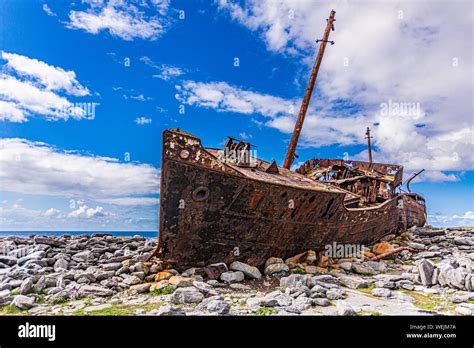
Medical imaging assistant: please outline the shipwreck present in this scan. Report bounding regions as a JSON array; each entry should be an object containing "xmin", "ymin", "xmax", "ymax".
[{"xmin": 152, "ymin": 10, "xmax": 427, "ymax": 269}]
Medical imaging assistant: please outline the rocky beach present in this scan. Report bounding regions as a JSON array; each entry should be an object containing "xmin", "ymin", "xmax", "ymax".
[{"xmin": 0, "ymin": 226, "xmax": 473, "ymax": 316}]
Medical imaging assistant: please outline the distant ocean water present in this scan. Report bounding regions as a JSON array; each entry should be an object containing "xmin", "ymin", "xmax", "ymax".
[{"xmin": 0, "ymin": 231, "xmax": 158, "ymax": 239}]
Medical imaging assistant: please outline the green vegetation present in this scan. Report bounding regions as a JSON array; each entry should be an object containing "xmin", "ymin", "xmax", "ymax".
[
  {"xmin": 357, "ymin": 283, "xmax": 376, "ymax": 293},
  {"xmin": 254, "ymin": 308, "xmax": 278, "ymax": 316},
  {"xmin": 0, "ymin": 305, "xmax": 26, "ymax": 316},
  {"xmin": 72, "ymin": 301, "xmax": 164, "ymax": 316},
  {"xmin": 402, "ymin": 290, "xmax": 454, "ymax": 312},
  {"xmin": 291, "ymin": 268, "xmax": 305, "ymax": 274},
  {"xmin": 149, "ymin": 286, "xmax": 174, "ymax": 296}
]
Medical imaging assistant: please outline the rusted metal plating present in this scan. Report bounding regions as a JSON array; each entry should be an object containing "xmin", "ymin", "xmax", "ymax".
[{"xmin": 156, "ymin": 129, "xmax": 426, "ymax": 270}]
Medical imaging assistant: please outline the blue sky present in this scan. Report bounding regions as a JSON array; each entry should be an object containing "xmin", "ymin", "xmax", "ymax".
[{"xmin": 0, "ymin": 0, "xmax": 472, "ymax": 231}]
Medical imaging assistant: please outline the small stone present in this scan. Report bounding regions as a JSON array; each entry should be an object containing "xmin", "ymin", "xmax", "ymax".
[
  {"xmin": 123, "ymin": 275, "xmax": 141, "ymax": 286},
  {"xmin": 129, "ymin": 283, "xmax": 151, "ymax": 294},
  {"xmin": 339, "ymin": 262, "xmax": 352, "ymax": 271},
  {"xmin": 336, "ymin": 300, "xmax": 355, "ymax": 316},
  {"xmin": 371, "ymin": 287, "xmax": 392, "ymax": 298},
  {"xmin": 455, "ymin": 305, "xmax": 473, "ymax": 316},
  {"xmin": 265, "ymin": 257, "xmax": 284, "ymax": 269},
  {"xmin": 171, "ymin": 287, "xmax": 204, "ymax": 304},
  {"xmin": 338, "ymin": 275, "xmax": 370, "ymax": 289},
  {"xmin": 192, "ymin": 281, "xmax": 213, "ymax": 293},
  {"xmin": 78, "ymin": 285, "xmax": 113, "ymax": 297},
  {"xmin": 372, "ymin": 242, "xmax": 394, "ymax": 255},
  {"xmin": 229, "ymin": 261, "xmax": 262, "ymax": 280},
  {"xmin": 103, "ymin": 262, "xmax": 122, "ymax": 271},
  {"xmin": 154, "ymin": 271, "xmax": 173, "ymax": 281},
  {"xmin": 264, "ymin": 263, "xmax": 289, "ymax": 276},
  {"xmin": 19, "ymin": 278, "xmax": 33, "ymax": 295},
  {"xmin": 155, "ymin": 305, "xmax": 186, "ymax": 316},
  {"xmin": 220, "ymin": 271, "xmax": 244, "ymax": 283},
  {"xmin": 0, "ymin": 256, "xmax": 18, "ymax": 266},
  {"xmin": 0, "ymin": 289, "xmax": 11, "ymax": 299},
  {"xmin": 206, "ymin": 300, "xmax": 230, "ymax": 314},
  {"xmin": 149, "ymin": 280, "xmax": 169, "ymax": 292},
  {"xmin": 280, "ymin": 274, "xmax": 311, "ymax": 289},
  {"xmin": 326, "ymin": 288, "xmax": 345, "ymax": 300},
  {"xmin": 168, "ymin": 276, "xmax": 193, "ymax": 287},
  {"xmin": 72, "ymin": 250, "xmax": 91, "ymax": 262},
  {"xmin": 312, "ymin": 298, "xmax": 330, "ymax": 307},
  {"xmin": 53, "ymin": 258, "xmax": 69, "ymax": 272}
]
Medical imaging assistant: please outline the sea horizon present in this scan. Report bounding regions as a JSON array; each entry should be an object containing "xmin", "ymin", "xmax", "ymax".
[{"xmin": 0, "ymin": 231, "xmax": 158, "ymax": 239}]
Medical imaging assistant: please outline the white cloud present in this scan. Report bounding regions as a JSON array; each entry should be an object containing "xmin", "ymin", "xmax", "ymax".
[
  {"xmin": 428, "ymin": 211, "xmax": 474, "ymax": 227},
  {"xmin": 67, "ymin": 0, "xmax": 171, "ymax": 41},
  {"xmin": 43, "ymin": 208, "xmax": 60, "ymax": 217},
  {"xmin": 175, "ymin": 78, "xmax": 472, "ymax": 180},
  {"xmin": 0, "ymin": 138, "xmax": 160, "ymax": 199},
  {"xmin": 96, "ymin": 197, "xmax": 159, "ymax": 206},
  {"xmin": 176, "ymin": 80, "xmax": 295, "ymax": 116},
  {"xmin": 68, "ymin": 204, "xmax": 112, "ymax": 218},
  {"xmin": 1, "ymin": 51, "xmax": 90, "ymax": 96},
  {"xmin": 140, "ymin": 56, "xmax": 184, "ymax": 80},
  {"xmin": 0, "ymin": 52, "xmax": 91, "ymax": 122},
  {"xmin": 42, "ymin": 4, "xmax": 57, "ymax": 17},
  {"xmin": 134, "ymin": 116, "xmax": 152, "ymax": 125},
  {"xmin": 180, "ymin": 0, "xmax": 472, "ymax": 181}
]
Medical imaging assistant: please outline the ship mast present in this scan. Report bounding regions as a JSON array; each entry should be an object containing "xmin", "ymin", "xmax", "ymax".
[
  {"xmin": 365, "ymin": 127, "xmax": 373, "ymax": 164},
  {"xmin": 283, "ymin": 10, "xmax": 336, "ymax": 169}
]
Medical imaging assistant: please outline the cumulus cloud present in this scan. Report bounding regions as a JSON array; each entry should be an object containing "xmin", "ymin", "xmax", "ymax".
[
  {"xmin": 176, "ymin": 80, "xmax": 295, "ymax": 116},
  {"xmin": 428, "ymin": 211, "xmax": 474, "ymax": 227},
  {"xmin": 1, "ymin": 51, "xmax": 90, "ymax": 96},
  {"xmin": 68, "ymin": 204, "xmax": 112, "ymax": 218},
  {"xmin": 179, "ymin": 0, "xmax": 472, "ymax": 182},
  {"xmin": 67, "ymin": 0, "xmax": 171, "ymax": 41},
  {"xmin": 0, "ymin": 138, "xmax": 160, "ymax": 199},
  {"xmin": 175, "ymin": 78, "xmax": 472, "ymax": 181},
  {"xmin": 0, "ymin": 52, "xmax": 92, "ymax": 122},
  {"xmin": 134, "ymin": 116, "xmax": 152, "ymax": 125}
]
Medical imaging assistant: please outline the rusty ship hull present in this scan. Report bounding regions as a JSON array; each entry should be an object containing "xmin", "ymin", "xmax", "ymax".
[{"xmin": 156, "ymin": 129, "xmax": 425, "ymax": 269}]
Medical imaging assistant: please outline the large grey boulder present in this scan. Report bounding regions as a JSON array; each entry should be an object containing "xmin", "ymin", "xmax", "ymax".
[
  {"xmin": 336, "ymin": 300, "xmax": 355, "ymax": 316},
  {"xmin": 417, "ymin": 259, "xmax": 435, "ymax": 286},
  {"xmin": 78, "ymin": 285, "xmax": 113, "ymax": 297},
  {"xmin": 12, "ymin": 295, "xmax": 36, "ymax": 310},
  {"xmin": 19, "ymin": 278, "xmax": 33, "ymax": 295},
  {"xmin": 220, "ymin": 271, "xmax": 244, "ymax": 283},
  {"xmin": 229, "ymin": 261, "xmax": 262, "ymax": 280},
  {"xmin": 171, "ymin": 287, "xmax": 204, "ymax": 304}
]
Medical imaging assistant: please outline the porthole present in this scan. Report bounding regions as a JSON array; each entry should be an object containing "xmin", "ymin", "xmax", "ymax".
[{"xmin": 192, "ymin": 186, "xmax": 210, "ymax": 202}]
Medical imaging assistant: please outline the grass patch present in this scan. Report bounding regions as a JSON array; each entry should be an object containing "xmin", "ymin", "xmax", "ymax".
[
  {"xmin": 32, "ymin": 294, "xmax": 45, "ymax": 304},
  {"xmin": 357, "ymin": 283, "xmax": 376, "ymax": 293},
  {"xmin": 149, "ymin": 286, "xmax": 174, "ymax": 296},
  {"xmin": 73, "ymin": 302, "xmax": 164, "ymax": 316},
  {"xmin": 254, "ymin": 308, "xmax": 278, "ymax": 316},
  {"xmin": 0, "ymin": 305, "xmax": 26, "ymax": 316},
  {"xmin": 402, "ymin": 290, "xmax": 454, "ymax": 311},
  {"xmin": 291, "ymin": 268, "xmax": 305, "ymax": 274}
]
